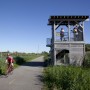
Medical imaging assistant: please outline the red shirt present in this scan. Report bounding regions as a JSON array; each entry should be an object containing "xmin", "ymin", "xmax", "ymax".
[{"xmin": 7, "ymin": 56, "xmax": 13, "ymax": 63}]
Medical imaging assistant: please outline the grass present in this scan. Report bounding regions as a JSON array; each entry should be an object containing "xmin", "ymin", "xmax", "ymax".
[{"xmin": 43, "ymin": 66, "xmax": 90, "ymax": 90}]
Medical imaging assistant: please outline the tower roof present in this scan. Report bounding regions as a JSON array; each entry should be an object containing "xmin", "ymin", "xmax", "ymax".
[{"xmin": 48, "ymin": 15, "xmax": 89, "ymax": 25}]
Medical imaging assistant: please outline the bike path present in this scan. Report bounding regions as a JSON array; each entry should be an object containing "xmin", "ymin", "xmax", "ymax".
[{"xmin": 0, "ymin": 56, "xmax": 44, "ymax": 90}]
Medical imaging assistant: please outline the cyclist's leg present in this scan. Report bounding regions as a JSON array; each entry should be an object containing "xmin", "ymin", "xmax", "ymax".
[
  {"xmin": 6, "ymin": 64, "xmax": 10, "ymax": 75},
  {"xmin": 9, "ymin": 64, "xmax": 14, "ymax": 74},
  {"xmin": 11, "ymin": 63, "xmax": 14, "ymax": 72}
]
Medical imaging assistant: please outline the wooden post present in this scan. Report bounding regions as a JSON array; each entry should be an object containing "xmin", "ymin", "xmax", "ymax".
[
  {"xmin": 68, "ymin": 21, "xmax": 71, "ymax": 64},
  {"xmin": 52, "ymin": 22, "xmax": 56, "ymax": 65},
  {"xmin": 82, "ymin": 21, "xmax": 84, "ymax": 41},
  {"xmin": 82, "ymin": 22, "xmax": 85, "ymax": 56},
  {"xmin": 68, "ymin": 21, "xmax": 70, "ymax": 41}
]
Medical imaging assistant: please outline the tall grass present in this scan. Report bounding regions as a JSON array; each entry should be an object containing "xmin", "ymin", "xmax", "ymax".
[{"xmin": 43, "ymin": 66, "xmax": 90, "ymax": 90}]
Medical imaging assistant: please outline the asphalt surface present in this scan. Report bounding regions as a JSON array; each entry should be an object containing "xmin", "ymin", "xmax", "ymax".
[{"xmin": 0, "ymin": 56, "xmax": 44, "ymax": 90}]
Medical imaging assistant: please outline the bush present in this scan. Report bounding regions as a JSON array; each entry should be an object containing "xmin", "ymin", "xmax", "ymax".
[
  {"xmin": 43, "ymin": 52, "xmax": 52, "ymax": 66},
  {"xmin": 43, "ymin": 66, "xmax": 90, "ymax": 90},
  {"xmin": 14, "ymin": 56, "xmax": 26, "ymax": 65},
  {"xmin": 85, "ymin": 44, "xmax": 90, "ymax": 51},
  {"xmin": 83, "ymin": 52, "xmax": 90, "ymax": 68}
]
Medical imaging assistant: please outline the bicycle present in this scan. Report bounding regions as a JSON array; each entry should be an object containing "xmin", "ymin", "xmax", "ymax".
[{"xmin": 6, "ymin": 63, "xmax": 14, "ymax": 76}]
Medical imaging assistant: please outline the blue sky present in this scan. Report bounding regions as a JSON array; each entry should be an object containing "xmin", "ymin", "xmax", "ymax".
[{"xmin": 0, "ymin": 0, "xmax": 90, "ymax": 53}]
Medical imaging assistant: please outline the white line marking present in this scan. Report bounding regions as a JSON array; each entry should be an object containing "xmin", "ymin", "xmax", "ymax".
[{"xmin": 9, "ymin": 79, "xmax": 15, "ymax": 85}]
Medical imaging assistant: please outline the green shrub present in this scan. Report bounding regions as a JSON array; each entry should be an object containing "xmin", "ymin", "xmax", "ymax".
[
  {"xmin": 43, "ymin": 52, "xmax": 51, "ymax": 66},
  {"xmin": 14, "ymin": 56, "xmax": 26, "ymax": 65},
  {"xmin": 85, "ymin": 44, "xmax": 90, "ymax": 51}
]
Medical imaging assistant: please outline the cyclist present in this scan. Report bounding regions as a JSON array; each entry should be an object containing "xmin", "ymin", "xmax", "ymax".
[{"xmin": 5, "ymin": 53, "xmax": 14, "ymax": 75}]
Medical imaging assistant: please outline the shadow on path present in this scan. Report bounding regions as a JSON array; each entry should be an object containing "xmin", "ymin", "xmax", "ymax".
[{"xmin": 22, "ymin": 61, "xmax": 45, "ymax": 67}]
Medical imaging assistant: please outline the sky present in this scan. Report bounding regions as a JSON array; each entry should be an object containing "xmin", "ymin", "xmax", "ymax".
[{"xmin": 0, "ymin": 0, "xmax": 90, "ymax": 53}]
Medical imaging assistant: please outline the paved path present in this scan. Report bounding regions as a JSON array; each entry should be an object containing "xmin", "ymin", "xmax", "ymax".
[{"xmin": 0, "ymin": 56, "xmax": 44, "ymax": 90}]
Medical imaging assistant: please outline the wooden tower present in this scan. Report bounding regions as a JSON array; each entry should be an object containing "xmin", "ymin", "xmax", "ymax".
[{"xmin": 46, "ymin": 15, "xmax": 89, "ymax": 66}]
